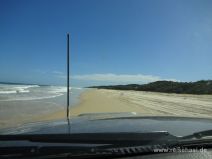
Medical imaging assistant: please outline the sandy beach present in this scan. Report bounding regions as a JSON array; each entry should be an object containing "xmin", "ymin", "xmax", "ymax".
[
  {"xmin": 1, "ymin": 88, "xmax": 212, "ymax": 129},
  {"xmin": 47, "ymin": 88, "xmax": 212, "ymax": 119},
  {"xmin": 68, "ymin": 89, "xmax": 212, "ymax": 118}
]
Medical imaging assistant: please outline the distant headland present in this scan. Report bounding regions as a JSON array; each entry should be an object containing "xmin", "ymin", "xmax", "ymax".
[{"xmin": 88, "ymin": 80, "xmax": 212, "ymax": 95}]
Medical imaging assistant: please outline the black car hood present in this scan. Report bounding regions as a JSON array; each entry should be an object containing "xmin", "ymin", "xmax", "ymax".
[{"xmin": 1, "ymin": 112, "xmax": 212, "ymax": 137}]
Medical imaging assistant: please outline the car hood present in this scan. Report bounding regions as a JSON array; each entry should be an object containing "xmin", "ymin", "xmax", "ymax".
[{"xmin": 1, "ymin": 112, "xmax": 212, "ymax": 137}]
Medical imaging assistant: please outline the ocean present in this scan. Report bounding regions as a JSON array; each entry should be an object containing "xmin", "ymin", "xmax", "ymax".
[
  {"xmin": 0, "ymin": 83, "xmax": 84, "ymax": 129},
  {"xmin": 0, "ymin": 83, "xmax": 83, "ymax": 104}
]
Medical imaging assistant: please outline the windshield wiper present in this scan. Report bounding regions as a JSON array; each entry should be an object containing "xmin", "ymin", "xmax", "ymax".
[
  {"xmin": 0, "ymin": 145, "xmax": 113, "ymax": 159},
  {"xmin": 181, "ymin": 129, "xmax": 212, "ymax": 140},
  {"xmin": 0, "ymin": 131, "xmax": 178, "ymax": 158},
  {"xmin": 0, "ymin": 131, "xmax": 176, "ymax": 146},
  {"xmin": 0, "ymin": 144, "xmax": 178, "ymax": 159},
  {"xmin": 163, "ymin": 129, "xmax": 212, "ymax": 150},
  {"xmin": 0, "ymin": 131, "xmax": 212, "ymax": 159}
]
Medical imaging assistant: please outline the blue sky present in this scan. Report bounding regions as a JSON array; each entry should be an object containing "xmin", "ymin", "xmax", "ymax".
[{"xmin": 0, "ymin": 0, "xmax": 212, "ymax": 86}]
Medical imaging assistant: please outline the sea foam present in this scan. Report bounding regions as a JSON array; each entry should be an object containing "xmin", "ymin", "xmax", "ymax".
[{"xmin": 0, "ymin": 84, "xmax": 82, "ymax": 101}]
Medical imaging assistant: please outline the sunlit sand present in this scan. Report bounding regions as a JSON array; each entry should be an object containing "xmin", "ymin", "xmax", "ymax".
[
  {"xmin": 47, "ymin": 88, "xmax": 212, "ymax": 119},
  {"xmin": 69, "ymin": 89, "xmax": 212, "ymax": 118}
]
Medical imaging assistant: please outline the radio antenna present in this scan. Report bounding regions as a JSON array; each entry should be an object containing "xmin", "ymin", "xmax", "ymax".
[{"xmin": 67, "ymin": 33, "xmax": 70, "ymax": 120}]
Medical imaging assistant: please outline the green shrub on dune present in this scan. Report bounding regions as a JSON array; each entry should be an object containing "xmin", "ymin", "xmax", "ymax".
[{"xmin": 89, "ymin": 80, "xmax": 212, "ymax": 95}]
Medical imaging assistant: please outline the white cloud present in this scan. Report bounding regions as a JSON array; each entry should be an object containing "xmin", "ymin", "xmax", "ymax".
[
  {"xmin": 52, "ymin": 71, "xmax": 64, "ymax": 75},
  {"xmin": 70, "ymin": 73, "xmax": 179, "ymax": 84}
]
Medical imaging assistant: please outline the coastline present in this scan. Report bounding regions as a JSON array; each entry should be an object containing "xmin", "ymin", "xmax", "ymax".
[
  {"xmin": 44, "ymin": 88, "xmax": 212, "ymax": 120},
  {"xmin": 68, "ymin": 89, "xmax": 212, "ymax": 118},
  {"xmin": 1, "ymin": 88, "xmax": 212, "ymax": 129}
]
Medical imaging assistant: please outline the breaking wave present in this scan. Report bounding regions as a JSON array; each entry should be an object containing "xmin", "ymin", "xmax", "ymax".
[{"xmin": 0, "ymin": 84, "xmax": 82, "ymax": 101}]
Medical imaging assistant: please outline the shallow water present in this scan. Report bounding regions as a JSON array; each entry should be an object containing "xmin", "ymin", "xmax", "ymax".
[{"xmin": 0, "ymin": 83, "xmax": 84, "ymax": 129}]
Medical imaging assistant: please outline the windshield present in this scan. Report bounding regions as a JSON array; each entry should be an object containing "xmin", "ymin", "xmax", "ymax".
[{"xmin": 0, "ymin": 0, "xmax": 212, "ymax": 137}]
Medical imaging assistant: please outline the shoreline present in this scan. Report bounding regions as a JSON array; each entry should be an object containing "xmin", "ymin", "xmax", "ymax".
[
  {"xmin": 0, "ymin": 88, "xmax": 84, "ymax": 129},
  {"xmin": 46, "ymin": 88, "xmax": 212, "ymax": 119},
  {"xmin": 1, "ymin": 88, "xmax": 212, "ymax": 129}
]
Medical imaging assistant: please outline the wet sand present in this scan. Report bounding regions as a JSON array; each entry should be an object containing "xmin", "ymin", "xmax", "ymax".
[
  {"xmin": 1, "ymin": 89, "xmax": 212, "ymax": 129},
  {"xmin": 0, "ymin": 96, "xmax": 67, "ymax": 129}
]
